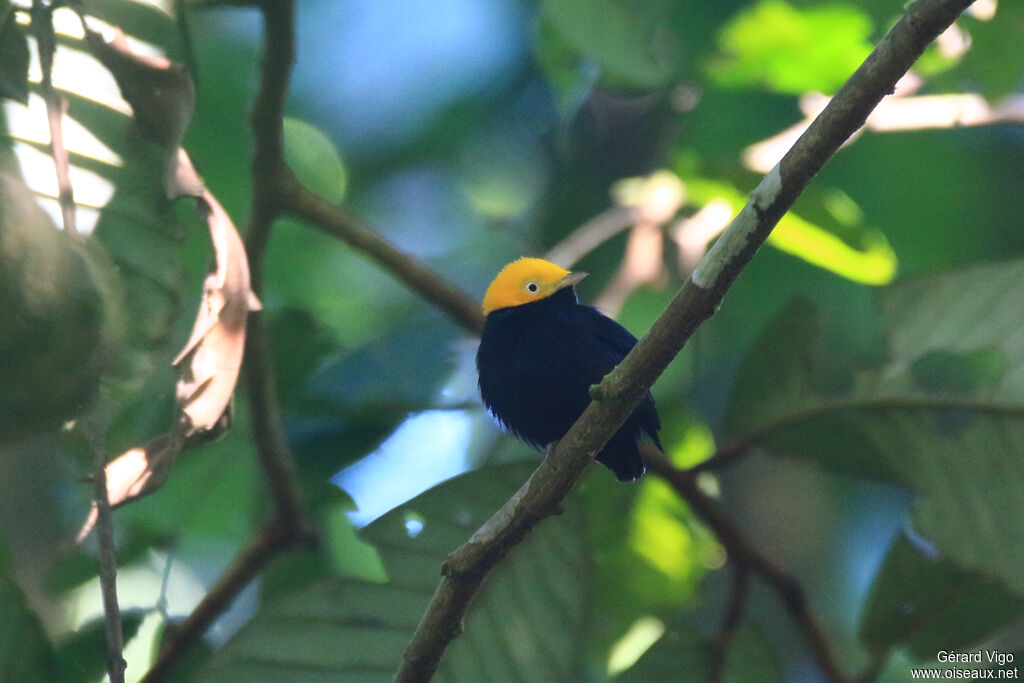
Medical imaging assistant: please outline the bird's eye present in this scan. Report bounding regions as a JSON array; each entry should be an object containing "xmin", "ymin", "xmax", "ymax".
[{"xmin": 526, "ymin": 282, "xmax": 539, "ymax": 293}]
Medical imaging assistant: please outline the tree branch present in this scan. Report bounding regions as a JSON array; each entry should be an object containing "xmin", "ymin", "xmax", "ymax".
[
  {"xmin": 31, "ymin": 0, "xmax": 78, "ymax": 236},
  {"xmin": 139, "ymin": 3, "xmax": 312, "ymax": 678},
  {"xmin": 645, "ymin": 451, "xmax": 846, "ymax": 682},
  {"xmin": 394, "ymin": 0, "xmax": 974, "ymax": 679},
  {"xmin": 138, "ymin": 520, "xmax": 318, "ymax": 683},
  {"xmin": 85, "ymin": 426, "xmax": 126, "ymax": 683},
  {"xmin": 242, "ymin": 0, "xmax": 309, "ymax": 534},
  {"xmin": 282, "ymin": 184, "xmax": 484, "ymax": 335},
  {"xmin": 708, "ymin": 564, "xmax": 749, "ymax": 683}
]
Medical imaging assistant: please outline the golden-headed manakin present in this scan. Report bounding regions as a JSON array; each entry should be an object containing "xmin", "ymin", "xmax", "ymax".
[{"xmin": 476, "ymin": 257, "xmax": 661, "ymax": 481}]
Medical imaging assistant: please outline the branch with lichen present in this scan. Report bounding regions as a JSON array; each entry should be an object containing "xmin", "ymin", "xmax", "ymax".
[{"xmin": 393, "ymin": 1, "xmax": 976, "ymax": 680}]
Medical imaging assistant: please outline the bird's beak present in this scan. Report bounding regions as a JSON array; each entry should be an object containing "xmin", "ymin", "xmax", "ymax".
[{"xmin": 557, "ymin": 270, "xmax": 588, "ymax": 290}]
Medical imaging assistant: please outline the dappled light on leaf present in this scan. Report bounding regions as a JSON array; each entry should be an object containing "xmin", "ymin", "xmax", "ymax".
[
  {"xmin": 83, "ymin": 25, "xmax": 193, "ymax": 151},
  {"xmin": 711, "ymin": 0, "xmax": 873, "ymax": 94},
  {"xmin": 685, "ymin": 177, "xmax": 897, "ymax": 285},
  {"xmin": 629, "ymin": 477, "xmax": 712, "ymax": 591},
  {"xmin": 606, "ymin": 615, "xmax": 665, "ymax": 676},
  {"xmin": 75, "ymin": 431, "xmax": 184, "ymax": 542}
]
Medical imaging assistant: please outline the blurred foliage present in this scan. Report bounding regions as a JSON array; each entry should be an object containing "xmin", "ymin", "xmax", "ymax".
[{"xmin": 1, "ymin": 0, "xmax": 1024, "ymax": 681}]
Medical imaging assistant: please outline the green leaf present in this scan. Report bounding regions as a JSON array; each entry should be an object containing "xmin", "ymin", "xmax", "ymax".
[
  {"xmin": 950, "ymin": 3, "xmax": 1024, "ymax": 99},
  {"xmin": 306, "ymin": 314, "xmax": 459, "ymax": 414},
  {"xmin": 0, "ymin": 2, "xmax": 29, "ymax": 104},
  {"xmin": 0, "ymin": 163, "xmax": 117, "ymax": 441},
  {"xmin": 197, "ymin": 463, "xmax": 590, "ymax": 681},
  {"xmin": 710, "ymin": 0, "xmax": 874, "ymax": 94},
  {"xmin": 723, "ymin": 259, "xmax": 1024, "ymax": 602},
  {"xmin": 538, "ymin": 0, "xmax": 680, "ymax": 90},
  {"xmin": 54, "ymin": 610, "xmax": 146, "ymax": 683},
  {"xmin": 0, "ymin": 572, "xmax": 57, "ymax": 683},
  {"xmin": 1, "ymin": 3, "xmax": 192, "ymax": 437},
  {"xmin": 860, "ymin": 535, "xmax": 1024, "ymax": 660},
  {"xmin": 909, "ymin": 348, "xmax": 1005, "ymax": 395},
  {"xmin": 283, "ymin": 117, "xmax": 347, "ymax": 204},
  {"xmin": 685, "ymin": 176, "xmax": 897, "ymax": 285},
  {"xmin": 618, "ymin": 623, "xmax": 781, "ymax": 682}
]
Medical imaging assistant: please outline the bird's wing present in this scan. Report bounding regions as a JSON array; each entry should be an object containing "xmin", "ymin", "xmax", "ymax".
[{"xmin": 569, "ymin": 306, "xmax": 663, "ymax": 448}]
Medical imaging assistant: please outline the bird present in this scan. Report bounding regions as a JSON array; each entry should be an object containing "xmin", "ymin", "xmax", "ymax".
[{"xmin": 476, "ymin": 257, "xmax": 662, "ymax": 481}]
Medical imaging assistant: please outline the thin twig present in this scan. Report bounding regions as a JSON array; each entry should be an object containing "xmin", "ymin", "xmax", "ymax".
[
  {"xmin": 689, "ymin": 442, "xmax": 756, "ymax": 475},
  {"xmin": 85, "ymin": 425, "xmax": 127, "ymax": 683},
  {"xmin": 543, "ymin": 205, "xmax": 640, "ymax": 268},
  {"xmin": 138, "ymin": 520, "xmax": 318, "ymax": 683},
  {"xmin": 393, "ymin": 1, "xmax": 974, "ymax": 679},
  {"xmin": 31, "ymin": 0, "xmax": 78, "ymax": 235},
  {"xmin": 283, "ymin": 184, "xmax": 484, "ymax": 336},
  {"xmin": 708, "ymin": 564, "xmax": 749, "ymax": 683},
  {"xmin": 645, "ymin": 451, "xmax": 846, "ymax": 683}
]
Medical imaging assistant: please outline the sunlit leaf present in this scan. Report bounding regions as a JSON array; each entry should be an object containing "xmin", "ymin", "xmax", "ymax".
[
  {"xmin": 710, "ymin": 0, "xmax": 874, "ymax": 94},
  {"xmin": 686, "ymin": 176, "xmax": 897, "ymax": 285}
]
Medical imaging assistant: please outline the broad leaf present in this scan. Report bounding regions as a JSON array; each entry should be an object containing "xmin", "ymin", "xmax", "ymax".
[
  {"xmin": 619, "ymin": 623, "xmax": 781, "ymax": 682},
  {"xmin": 54, "ymin": 610, "xmax": 146, "ymax": 683},
  {"xmin": 197, "ymin": 463, "xmax": 590, "ymax": 682},
  {"xmin": 537, "ymin": 0, "xmax": 681, "ymax": 90},
  {"xmin": 0, "ymin": 572, "xmax": 57, "ymax": 683},
  {"xmin": 860, "ymin": 535, "xmax": 1024, "ymax": 660},
  {"xmin": 723, "ymin": 260, "xmax": 1024, "ymax": 631},
  {"xmin": 710, "ymin": 0, "xmax": 874, "ymax": 94}
]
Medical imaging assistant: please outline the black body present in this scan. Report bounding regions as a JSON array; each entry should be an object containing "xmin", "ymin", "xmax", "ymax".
[{"xmin": 477, "ymin": 287, "xmax": 661, "ymax": 481}]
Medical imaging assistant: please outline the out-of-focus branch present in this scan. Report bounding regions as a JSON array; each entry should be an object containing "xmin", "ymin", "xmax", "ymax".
[
  {"xmin": 30, "ymin": 0, "xmax": 77, "ymax": 235},
  {"xmin": 544, "ymin": 206, "xmax": 640, "ymax": 268},
  {"xmin": 744, "ymin": 91, "xmax": 1024, "ymax": 173},
  {"xmin": 283, "ymin": 185, "xmax": 484, "ymax": 335},
  {"xmin": 394, "ymin": 1, "xmax": 975, "ymax": 679},
  {"xmin": 242, "ymin": 0, "xmax": 309, "ymax": 535},
  {"xmin": 707, "ymin": 564, "xmax": 749, "ymax": 683},
  {"xmin": 138, "ymin": 520, "xmax": 318, "ymax": 683},
  {"xmin": 646, "ymin": 450, "xmax": 846, "ymax": 682}
]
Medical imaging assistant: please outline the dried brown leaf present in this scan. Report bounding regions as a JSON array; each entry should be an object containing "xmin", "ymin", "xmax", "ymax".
[
  {"xmin": 173, "ymin": 187, "xmax": 261, "ymax": 436},
  {"xmin": 76, "ymin": 430, "xmax": 185, "ymax": 542}
]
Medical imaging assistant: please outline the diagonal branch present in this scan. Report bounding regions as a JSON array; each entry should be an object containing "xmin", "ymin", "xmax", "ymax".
[
  {"xmin": 394, "ymin": 0, "xmax": 975, "ymax": 679},
  {"xmin": 138, "ymin": 519, "xmax": 317, "ymax": 683},
  {"xmin": 30, "ymin": 0, "xmax": 78, "ymax": 236},
  {"xmin": 283, "ymin": 185, "xmax": 484, "ymax": 335}
]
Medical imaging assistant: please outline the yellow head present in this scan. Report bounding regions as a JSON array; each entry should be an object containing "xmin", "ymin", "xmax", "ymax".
[{"xmin": 481, "ymin": 257, "xmax": 587, "ymax": 315}]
